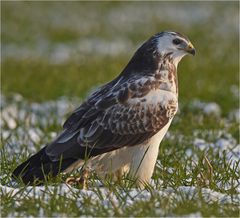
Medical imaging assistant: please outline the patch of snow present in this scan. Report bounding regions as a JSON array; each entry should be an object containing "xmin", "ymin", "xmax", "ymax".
[
  {"xmin": 229, "ymin": 108, "xmax": 240, "ymax": 122},
  {"xmin": 193, "ymin": 133, "xmax": 239, "ymax": 169},
  {"xmin": 50, "ymin": 132, "xmax": 57, "ymax": 138},
  {"xmin": 76, "ymin": 38, "xmax": 132, "ymax": 57},
  {"xmin": 1, "ymin": 95, "xmax": 81, "ymax": 155},
  {"xmin": 190, "ymin": 100, "xmax": 221, "ymax": 117},
  {"xmin": 1, "ymin": 105, "xmax": 18, "ymax": 129},
  {"xmin": 169, "ymin": 186, "xmax": 239, "ymax": 204},
  {"xmin": 3, "ymin": 38, "xmax": 133, "ymax": 64},
  {"xmin": 12, "ymin": 93, "xmax": 24, "ymax": 102},
  {"xmin": 28, "ymin": 128, "xmax": 42, "ymax": 143},
  {"xmin": 1, "ymin": 183, "xmax": 239, "ymax": 207},
  {"xmin": 202, "ymin": 103, "xmax": 221, "ymax": 116},
  {"xmin": 216, "ymin": 138, "xmax": 232, "ymax": 150},
  {"xmin": 185, "ymin": 148, "xmax": 193, "ymax": 157},
  {"xmin": 50, "ymin": 44, "xmax": 72, "ymax": 64},
  {"xmin": 230, "ymin": 85, "xmax": 239, "ymax": 99},
  {"xmin": 2, "ymin": 130, "xmax": 11, "ymax": 140},
  {"xmin": 192, "ymin": 129, "xmax": 239, "ymax": 171},
  {"xmin": 193, "ymin": 138, "xmax": 207, "ymax": 150},
  {"xmin": 184, "ymin": 212, "xmax": 202, "ymax": 218}
]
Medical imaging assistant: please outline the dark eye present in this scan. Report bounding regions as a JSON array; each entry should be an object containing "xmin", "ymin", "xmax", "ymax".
[{"xmin": 172, "ymin": 38, "xmax": 182, "ymax": 45}]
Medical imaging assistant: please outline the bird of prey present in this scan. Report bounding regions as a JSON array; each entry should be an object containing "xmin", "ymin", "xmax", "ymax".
[{"xmin": 12, "ymin": 31, "xmax": 195, "ymax": 188}]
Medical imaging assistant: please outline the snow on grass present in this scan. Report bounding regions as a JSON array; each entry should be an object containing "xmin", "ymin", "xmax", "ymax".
[
  {"xmin": 1, "ymin": 95, "xmax": 77, "ymax": 129},
  {"xmin": 1, "ymin": 94, "xmax": 239, "ymax": 216},
  {"xmin": 189, "ymin": 100, "xmax": 221, "ymax": 117},
  {"xmin": 3, "ymin": 38, "xmax": 133, "ymax": 64},
  {"xmin": 193, "ymin": 129, "xmax": 239, "ymax": 166},
  {"xmin": 1, "ymin": 182, "xmax": 239, "ymax": 208},
  {"xmin": 2, "ymin": 2, "xmax": 238, "ymax": 63}
]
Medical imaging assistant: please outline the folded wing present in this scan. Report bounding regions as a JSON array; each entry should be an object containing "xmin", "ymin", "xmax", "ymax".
[{"xmin": 45, "ymin": 76, "xmax": 178, "ymax": 161}]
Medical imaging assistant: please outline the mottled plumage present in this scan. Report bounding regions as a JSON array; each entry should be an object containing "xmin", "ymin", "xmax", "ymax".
[{"xmin": 12, "ymin": 31, "xmax": 195, "ymax": 186}]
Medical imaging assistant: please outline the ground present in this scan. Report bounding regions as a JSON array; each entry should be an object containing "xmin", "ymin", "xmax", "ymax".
[{"xmin": 1, "ymin": 2, "xmax": 239, "ymax": 217}]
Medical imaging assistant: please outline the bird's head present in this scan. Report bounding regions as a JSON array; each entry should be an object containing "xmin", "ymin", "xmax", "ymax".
[
  {"xmin": 154, "ymin": 31, "xmax": 195, "ymax": 66},
  {"xmin": 121, "ymin": 31, "xmax": 195, "ymax": 76}
]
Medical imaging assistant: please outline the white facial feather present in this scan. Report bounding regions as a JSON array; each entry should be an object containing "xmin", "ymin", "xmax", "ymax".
[{"xmin": 156, "ymin": 32, "xmax": 190, "ymax": 67}]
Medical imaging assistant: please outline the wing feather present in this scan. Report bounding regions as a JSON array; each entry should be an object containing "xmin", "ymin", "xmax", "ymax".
[{"xmin": 46, "ymin": 76, "xmax": 178, "ymax": 161}]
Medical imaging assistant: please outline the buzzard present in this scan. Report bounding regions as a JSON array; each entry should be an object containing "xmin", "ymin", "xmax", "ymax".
[{"xmin": 12, "ymin": 31, "xmax": 195, "ymax": 187}]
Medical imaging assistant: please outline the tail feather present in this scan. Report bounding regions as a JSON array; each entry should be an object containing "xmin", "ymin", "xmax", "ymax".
[{"xmin": 12, "ymin": 146, "xmax": 76, "ymax": 185}]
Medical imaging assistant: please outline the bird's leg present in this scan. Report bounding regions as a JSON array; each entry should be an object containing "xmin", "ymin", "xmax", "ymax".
[
  {"xmin": 115, "ymin": 167, "xmax": 128, "ymax": 184},
  {"xmin": 79, "ymin": 168, "xmax": 89, "ymax": 189},
  {"xmin": 111, "ymin": 169, "xmax": 124, "ymax": 185},
  {"xmin": 65, "ymin": 168, "xmax": 89, "ymax": 189}
]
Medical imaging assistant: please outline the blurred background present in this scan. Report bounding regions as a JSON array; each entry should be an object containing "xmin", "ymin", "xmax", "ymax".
[
  {"xmin": 2, "ymin": 1, "xmax": 239, "ymax": 115},
  {"xmin": 1, "ymin": 3, "xmax": 239, "ymax": 217}
]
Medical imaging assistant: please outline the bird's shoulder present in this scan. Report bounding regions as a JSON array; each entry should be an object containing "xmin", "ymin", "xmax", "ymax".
[{"xmin": 63, "ymin": 73, "xmax": 177, "ymax": 133}]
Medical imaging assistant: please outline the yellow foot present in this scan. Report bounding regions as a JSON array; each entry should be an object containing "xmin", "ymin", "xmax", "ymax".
[{"xmin": 65, "ymin": 170, "xmax": 89, "ymax": 189}]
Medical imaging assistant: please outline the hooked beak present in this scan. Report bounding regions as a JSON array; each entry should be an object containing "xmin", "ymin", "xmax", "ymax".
[{"xmin": 185, "ymin": 42, "xmax": 196, "ymax": 56}]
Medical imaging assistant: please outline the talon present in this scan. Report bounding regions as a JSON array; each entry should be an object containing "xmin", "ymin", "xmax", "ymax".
[
  {"xmin": 65, "ymin": 169, "xmax": 89, "ymax": 189},
  {"xmin": 65, "ymin": 176, "xmax": 82, "ymax": 186},
  {"xmin": 65, "ymin": 177, "xmax": 76, "ymax": 185}
]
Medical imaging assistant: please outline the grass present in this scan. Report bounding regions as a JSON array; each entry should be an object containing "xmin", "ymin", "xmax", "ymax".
[{"xmin": 1, "ymin": 1, "xmax": 239, "ymax": 217}]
